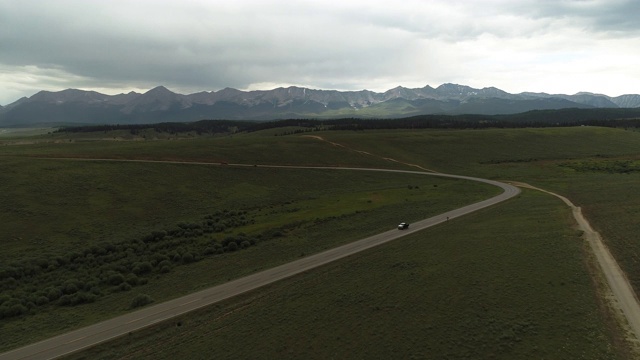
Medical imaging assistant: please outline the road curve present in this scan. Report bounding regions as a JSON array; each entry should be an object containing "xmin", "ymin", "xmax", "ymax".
[{"xmin": 0, "ymin": 164, "xmax": 520, "ymax": 360}]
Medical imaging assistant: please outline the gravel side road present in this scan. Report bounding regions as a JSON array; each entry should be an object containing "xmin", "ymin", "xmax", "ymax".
[{"xmin": 511, "ymin": 182, "xmax": 640, "ymax": 343}]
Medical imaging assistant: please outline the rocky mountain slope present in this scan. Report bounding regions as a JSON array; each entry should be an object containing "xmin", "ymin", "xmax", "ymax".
[{"xmin": 1, "ymin": 84, "xmax": 639, "ymax": 126}]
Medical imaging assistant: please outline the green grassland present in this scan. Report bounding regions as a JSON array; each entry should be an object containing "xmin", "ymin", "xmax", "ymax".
[
  {"xmin": 71, "ymin": 190, "xmax": 624, "ymax": 359},
  {"xmin": 0, "ymin": 132, "xmax": 407, "ymax": 169},
  {"xmin": 314, "ymin": 126, "xmax": 640, "ymax": 176},
  {"xmin": 312, "ymin": 127, "xmax": 640, "ymax": 296},
  {"xmin": 0, "ymin": 153, "xmax": 497, "ymax": 350},
  {"xmin": 2, "ymin": 125, "xmax": 640, "ymax": 358}
]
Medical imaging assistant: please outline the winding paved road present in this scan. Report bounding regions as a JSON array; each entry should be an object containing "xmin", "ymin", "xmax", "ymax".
[{"xmin": 1, "ymin": 165, "xmax": 519, "ymax": 360}]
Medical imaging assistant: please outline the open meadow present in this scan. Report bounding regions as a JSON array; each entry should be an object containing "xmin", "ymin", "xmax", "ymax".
[
  {"xmin": 2, "ymin": 125, "xmax": 640, "ymax": 358},
  {"xmin": 0, "ymin": 131, "xmax": 496, "ymax": 351},
  {"xmin": 313, "ymin": 127, "xmax": 640, "ymax": 297},
  {"xmin": 70, "ymin": 188, "xmax": 621, "ymax": 359}
]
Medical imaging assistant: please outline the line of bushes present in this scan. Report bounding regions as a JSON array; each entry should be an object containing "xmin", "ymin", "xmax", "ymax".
[{"xmin": 0, "ymin": 209, "xmax": 279, "ymax": 319}]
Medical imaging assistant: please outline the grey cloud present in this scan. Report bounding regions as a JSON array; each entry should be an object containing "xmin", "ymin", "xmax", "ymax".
[
  {"xmin": 507, "ymin": 0, "xmax": 640, "ymax": 36},
  {"xmin": 1, "ymin": 0, "xmax": 415, "ymax": 92},
  {"xmin": 353, "ymin": 0, "xmax": 640, "ymax": 41},
  {"xmin": 1, "ymin": 0, "xmax": 639, "ymax": 104}
]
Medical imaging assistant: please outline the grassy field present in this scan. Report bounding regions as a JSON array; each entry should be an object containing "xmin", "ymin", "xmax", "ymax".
[
  {"xmin": 314, "ymin": 127, "xmax": 640, "ymax": 176},
  {"xmin": 312, "ymin": 127, "xmax": 640, "ymax": 296},
  {"xmin": 0, "ymin": 159, "xmax": 424, "ymax": 252},
  {"xmin": 0, "ymin": 131, "xmax": 407, "ymax": 169},
  {"xmin": 70, "ymin": 190, "xmax": 627, "ymax": 359},
  {"xmin": 0, "ymin": 154, "xmax": 497, "ymax": 351},
  {"xmin": 2, "ymin": 125, "xmax": 640, "ymax": 358}
]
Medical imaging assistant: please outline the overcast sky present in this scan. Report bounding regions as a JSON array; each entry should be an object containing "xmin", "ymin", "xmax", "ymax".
[{"xmin": 2, "ymin": 0, "xmax": 640, "ymax": 105}]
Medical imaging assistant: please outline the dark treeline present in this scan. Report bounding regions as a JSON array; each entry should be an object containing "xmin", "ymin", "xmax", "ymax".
[
  {"xmin": 57, "ymin": 108, "xmax": 640, "ymax": 134},
  {"xmin": 248, "ymin": 109, "xmax": 640, "ymax": 132},
  {"xmin": 499, "ymin": 107, "xmax": 640, "ymax": 123},
  {"xmin": 56, "ymin": 120, "xmax": 258, "ymax": 134},
  {"xmin": 319, "ymin": 116, "xmax": 640, "ymax": 131}
]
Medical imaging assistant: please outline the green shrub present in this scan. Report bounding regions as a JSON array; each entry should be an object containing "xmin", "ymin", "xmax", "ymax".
[
  {"xmin": 35, "ymin": 258, "xmax": 49, "ymax": 270},
  {"xmin": 8, "ymin": 304, "xmax": 28, "ymax": 317},
  {"xmin": 35, "ymin": 296, "xmax": 49, "ymax": 306},
  {"xmin": 74, "ymin": 292, "xmax": 97, "ymax": 305},
  {"xmin": 2, "ymin": 277, "xmax": 18, "ymax": 290},
  {"xmin": 0, "ymin": 306, "xmax": 9, "ymax": 319},
  {"xmin": 126, "ymin": 274, "xmax": 140, "ymax": 286},
  {"xmin": 107, "ymin": 273, "xmax": 125, "ymax": 286},
  {"xmin": 132, "ymin": 262, "xmax": 153, "ymax": 275},
  {"xmin": 182, "ymin": 253, "xmax": 194, "ymax": 263},
  {"xmin": 0, "ymin": 294, "xmax": 11, "ymax": 305},
  {"xmin": 157, "ymin": 260, "xmax": 172, "ymax": 270},
  {"xmin": 130, "ymin": 294, "xmax": 154, "ymax": 309},
  {"xmin": 90, "ymin": 286, "xmax": 102, "ymax": 296},
  {"xmin": 117, "ymin": 283, "xmax": 132, "ymax": 292},
  {"xmin": 47, "ymin": 287, "xmax": 63, "ymax": 301},
  {"xmin": 62, "ymin": 280, "xmax": 79, "ymax": 295},
  {"xmin": 151, "ymin": 253, "xmax": 169, "ymax": 265},
  {"xmin": 84, "ymin": 279, "xmax": 99, "ymax": 292},
  {"xmin": 58, "ymin": 295, "xmax": 73, "ymax": 306}
]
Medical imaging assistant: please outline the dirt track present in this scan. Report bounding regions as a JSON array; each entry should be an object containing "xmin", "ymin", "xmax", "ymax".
[{"xmin": 511, "ymin": 182, "xmax": 640, "ymax": 344}]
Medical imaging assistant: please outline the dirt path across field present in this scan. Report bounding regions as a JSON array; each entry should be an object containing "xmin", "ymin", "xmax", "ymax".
[
  {"xmin": 510, "ymin": 181, "xmax": 640, "ymax": 345},
  {"xmin": 301, "ymin": 135, "xmax": 438, "ymax": 172}
]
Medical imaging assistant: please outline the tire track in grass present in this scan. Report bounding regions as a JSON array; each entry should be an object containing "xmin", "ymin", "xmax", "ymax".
[{"xmin": 301, "ymin": 135, "xmax": 438, "ymax": 172}]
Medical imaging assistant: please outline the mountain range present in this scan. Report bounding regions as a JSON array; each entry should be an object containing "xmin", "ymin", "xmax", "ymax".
[{"xmin": 2, "ymin": 83, "xmax": 640, "ymax": 126}]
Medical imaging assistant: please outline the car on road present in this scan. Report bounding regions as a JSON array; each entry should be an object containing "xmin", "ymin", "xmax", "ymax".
[{"xmin": 397, "ymin": 222, "xmax": 409, "ymax": 230}]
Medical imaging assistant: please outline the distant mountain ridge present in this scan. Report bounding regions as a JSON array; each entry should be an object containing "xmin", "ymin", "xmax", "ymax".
[{"xmin": 2, "ymin": 83, "xmax": 640, "ymax": 126}]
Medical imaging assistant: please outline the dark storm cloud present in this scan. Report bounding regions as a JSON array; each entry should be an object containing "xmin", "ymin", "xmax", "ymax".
[
  {"xmin": 0, "ymin": 0, "xmax": 415, "ymax": 91},
  {"xmin": 517, "ymin": 0, "xmax": 640, "ymax": 34},
  {"xmin": 1, "ymin": 0, "xmax": 639, "ymax": 105}
]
